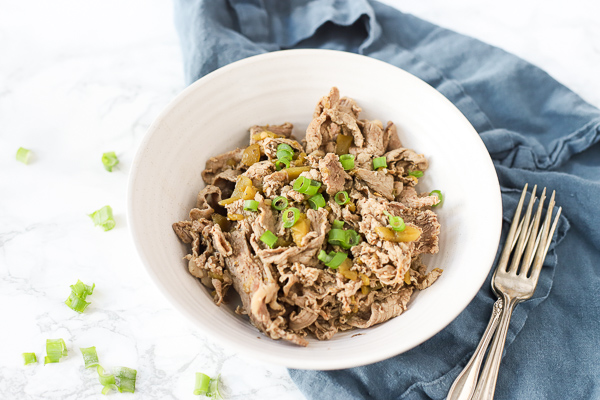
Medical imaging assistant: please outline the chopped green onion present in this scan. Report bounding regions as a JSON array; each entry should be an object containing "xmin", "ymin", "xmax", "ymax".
[
  {"xmin": 65, "ymin": 279, "xmax": 95, "ymax": 313},
  {"xmin": 260, "ymin": 230, "xmax": 278, "ymax": 248},
  {"xmin": 277, "ymin": 143, "xmax": 294, "ymax": 154},
  {"xmin": 115, "ymin": 366, "xmax": 137, "ymax": 393},
  {"xmin": 307, "ymin": 194, "xmax": 326, "ymax": 210},
  {"xmin": 101, "ymin": 151, "xmax": 119, "ymax": 172},
  {"xmin": 384, "ymin": 211, "xmax": 405, "ymax": 232},
  {"xmin": 275, "ymin": 157, "xmax": 291, "ymax": 170},
  {"xmin": 243, "ymin": 200, "xmax": 259, "ymax": 212},
  {"xmin": 282, "ymin": 207, "xmax": 300, "ymax": 228},
  {"xmin": 339, "ymin": 154, "xmax": 355, "ymax": 170},
  {"xmin": 272, "ymin": 196, "xmax": 288, "ymax": 211},
  {"xmin": 334, "ymin": 191, "xmax": 350, "ymax": 205},
  {"xmin": 341, "ymin": 230, "xmax": 361, "ymax": 249},
  {"xmin": 71, "ymin": 279, "xmax": 95, "ymax": 298},
  {"xmin": 97, "ymin": 365, "xmax": 117, "ymax": 394},
  {"xmin": 16, "ymin": 147, "xmax": 32, "ymax": 164},
  {"xmin": 88, "ymin": 205, "xmax": 115, "ymax": 232},
  {"xmin": 194, "ymin": 372, "xmax": 211, "ymax": 395},
  {"xmin": 80, "ymin": 346, "xmax": 99, "ymax": 369},
  {"xmin": 328, "ymin": 229, "xmax": 346, "ymax": 246},
  {"xmin": 45, "ymin": 338, "xmax": 67, "ymax": 364},
  {"xmin": 22, "ymin": 353, "xmax": 37, "ymax": 365},
  {"xmin": 207, "ymin": 375, "xmax": 223, "ymax": 399},
  {"xmin": 276, "ymin": 149, "xmax": 294, "ymax": 160},
  {"xmin": 430, "ymin": 190, "xmax": 444, "ymax": 207},
  {"xmin": 293, "ymin": 176, "xmax": 310, "ymax": 192},
  {"xmin": 408, "ymin": 170, "xmax": 423, "ymax": 178},
  {"xmin": 373, "ymin": 156, "xmax": 387, "ymax": 170},
  {"xmin": 318, "ymin": 250, "xmax": 333, "ymax": 264},
  {"xmin": 332, "ymin": 220, "xmax": 344, "ymax": 229},
  {"xmin": 304, "ymin": 180, "xmax": 321, "ymax": 196},
  {"xmin": 326, "ymin": 251, "xmax": 348, "ymax": 269}
]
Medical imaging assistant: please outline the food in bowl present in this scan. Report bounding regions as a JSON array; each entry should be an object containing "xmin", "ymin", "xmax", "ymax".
[{"xmin": 172, "ymin": 87, "xmax": 442, "ymax": 346}]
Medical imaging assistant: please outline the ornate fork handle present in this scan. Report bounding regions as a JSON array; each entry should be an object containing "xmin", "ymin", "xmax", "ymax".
[
  {"xmin": 471, "ymin": 295, "xmax": 519, "ymax": 400},
  {"xmin": 447, "ymin": 299, "xmax": 503, "ymax": 400}
]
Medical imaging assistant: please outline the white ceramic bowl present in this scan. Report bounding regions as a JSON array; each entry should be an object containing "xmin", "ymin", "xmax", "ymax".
[{"xmin": 128, "ymin": 49, "xmax": 502, "ymax": 370}]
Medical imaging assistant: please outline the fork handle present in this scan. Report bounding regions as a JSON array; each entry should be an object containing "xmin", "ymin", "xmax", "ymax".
[
  {"xmin": 446, "ymin": 299, "xmax": 503, "ymax": 400},
  {"xmin": 472, "ymin": 296, "xmax": 518, "ymax": 400}
]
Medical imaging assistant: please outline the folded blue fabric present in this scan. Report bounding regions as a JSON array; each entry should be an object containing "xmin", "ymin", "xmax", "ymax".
[{"xmin": 173, "ymin": 1, "xmax": 600, "ymax": 399}]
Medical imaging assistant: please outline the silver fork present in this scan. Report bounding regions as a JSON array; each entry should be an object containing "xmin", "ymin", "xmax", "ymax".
[
  {"xmin": 472, "ymin": 184, "xmax": 562, "ymax": 400},
  {"xmin": 447, "ymin": 184, "xmax": 562, "ymax": 400}
]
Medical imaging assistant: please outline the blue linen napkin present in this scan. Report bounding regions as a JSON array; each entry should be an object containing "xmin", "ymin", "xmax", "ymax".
[{"xmin": 173, "ymin": 1, "xmax": 600, "ymax": 399}]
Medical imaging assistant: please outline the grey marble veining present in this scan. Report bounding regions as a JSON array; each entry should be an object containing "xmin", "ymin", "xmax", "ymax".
[{"xmin": 1, "ymin": 1, "xmax": 598, "ymax": 399}]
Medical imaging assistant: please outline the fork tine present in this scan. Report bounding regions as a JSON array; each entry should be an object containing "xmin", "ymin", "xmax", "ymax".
[
  {"xmin": 508, "ymin": 185, "xmax": 537, "ymax": 274},
  {"xmin": 519, "ymin": 187, "xmax": 546, "ymax": 275},
  {"xmin": 497, "ymin": 184, "xmax": 528, "ymax": 271},
  {"xmin": 543, "ymin": 206, "xmax": 562, "ymax": 256},
  {"xmin": 529, "ymin": 191, "xmax": 556, "ymax": 282},
  {"xmin": 510, "ymin": 217, "xmax": 525, "ymax": 252}
]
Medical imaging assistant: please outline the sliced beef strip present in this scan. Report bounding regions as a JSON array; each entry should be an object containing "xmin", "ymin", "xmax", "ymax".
[
  {"xmin": 242, "ymin": 160, "xmax": 275, "ymax": 188},
  {"xmin": 396, "ymin": 186, "xmax": 440, "ymax": 209},
  {"xmin": 249, "ymin": 122, "xmax": 294, "ymax": 144},
  {"xmin": 385, "ymin": 147, "xmax": 428, "ymax": 178},
  {"xmin": 384, "ymin": 121, "xmax": 403, "ymax": 151},
  {"xmin": 318, "ymin": 153, "xmax": 352, "ymax": 195},
  {"xmin": 189, "ymin": 185, "xmax": 222, "ymax": 220},
  {"xmin": 345, "ymin": 286, "xmax": 413, "ymax": 329},
  {"xmin": 389, "ymin": 203, "xmax": 441, "ymax": 255},
  {"xmin": 349, "ymin": 120, "xmax": 386, "ymax": 157},
  {"xmin": 202, "ymin": 148, "xmax": 244, "ymax": 185},
  {"xmin": 354, "ymin": 169, "xmax": 395, "ymax": 200},
  {"xmin": 173, "ymin": 221, "xmax": 195, "ymax": 244},
  {"xmin": 226, "ymin": 227, "xmax": 308, "ymax": 346},
  {"xmin": 262, "ymin": 137, "xmax": 304, "ymax": 160},
  {"xmin": 263, "ymin": 170, "xmax": 289, "ymax": 198}
]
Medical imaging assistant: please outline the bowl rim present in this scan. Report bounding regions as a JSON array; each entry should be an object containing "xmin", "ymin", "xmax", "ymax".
[{"xmin": 127, "ymin": 48, "xmax": 503, "ymax": 370}]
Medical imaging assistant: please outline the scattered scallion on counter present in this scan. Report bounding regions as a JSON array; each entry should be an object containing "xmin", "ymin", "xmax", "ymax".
[
  {"xmin": 430, "ymin": 190, "xmax": 444, "ymax": 207},
  {"xmin": 194, "ymin": 373, "xmax": 211, "ymax": 395},
  {"xmin": 260, "ymin": 230, "xmax": 278, "ymax": 248},
  {"xmin": 65, "ymin": 279, "xmax": 95, "ymax": 313},
  {"xmin": 80, "ymin": 346, "xmax": 99, "ymax": 369},
  {"xmin": 22, "ymin": 353, "xmax": 37, "ymax": 365},
  {"xmin": 44, "ymin": 338, "xmax": 67, "ymax": 365},
  {"xmin": 88, "ymin": 205, "xmax": 115, "ymax": 231},
  {"xmin": 101, "ymin": 151, "xmax": 119, "ymax": 172},
  {"xmin": 97, "ymin": 365, "xmax": 118, "ymax": 395},
  {"xmin": 114, "ymin": 366, "xmax": 137, "ymax": 393},
  {"xmin": 16, "ymin": 147, "xmax": 32, "ymax": 164}
]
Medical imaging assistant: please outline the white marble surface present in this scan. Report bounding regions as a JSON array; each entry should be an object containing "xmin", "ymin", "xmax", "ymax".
[{"xmin": 1, "ymin": 1, "xmax": 598, "ymax": 399}]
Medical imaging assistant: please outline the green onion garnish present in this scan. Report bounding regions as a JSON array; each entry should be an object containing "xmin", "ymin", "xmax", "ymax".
[
  {"xmin": 271, "ymin": 196, "xmax": 288, "ymax": 211},
  {"xmin": 80, "ymin": 346, "xmax": 99, "ymax": 369},
  {"xmin": 339, "ymin": 154, "xmax": 355, "ymax": 170},
  {"xmin": 328, "ymin": 229, "xmax": 346, "ymax": 246},
  {"xmin": 318, "ymin": 250, "xmax": 348, "ymax": 269},
  {"xmin": 327, "ymin": 251, "xmax": 348, "ymax": 269},
  {"xmin": 16, "ymin": 147, "xmax": 32, "ymax": 164},
  {"xmin": 89, "ymin": 205, "xmax": 116, "ymax": 232},
  {"xmin": 334, "ymin": 191, "xmax": 350, "ymax": 205},
  {"xmin": 277, "ymin": 143, "xmax": 294, "ymax": 154},
  {"xmin": 282, "ymin": 207, "xmax": 300, "ymax": 228},
  {"xmin": 341, "ymin": 230, "xmax": 361, "ymax": 249},
  {"xmin": 101, "ymin": 151, "xmax": 119, "ymax": 172},
  {"xmin": 97, "ymin": 365, "xmax": 117, "ymax": 394},
  {"xmin": 430, "ymin": 190, "xmax": 444, "ymax": 207},
  {"xmin": 332, "ymin": 220, "xmax": 344, "ymax": 229},
  {"xmin": 45, "ymin": 338, "xmax": 67, "ymax": 364},
  {"xmin": 194, "ymin": 372, "xmax": 211, "ymax": 395},
  {"xmin": 308, "ymin": 193, "xmax": 326, "ymax": 210},
  {"xmin": 276, "ymin": 149, "xmax": 294, "ymax": 160},
  {"xmin": 243, "ymin": 200, "xmax": 259, "ymax": 212},
  {"xmin": 115, "ymin": 367, "xmax": 137, "ymax": 393},
  {"xmin": 22, "ymin": 353, "xmax": 37, "ymax": 365},
  {"xmin": 373, "ymin": 156, "xmax": 387, "ymax": 170},
  {"xmin": 275, "ymin": 157, "xmax": 291, "ymax": 170},
  {"xmin": 293, "ymin": 176, "xmax": 321, "ymax": 195},
  {"xmin": 65, "ymin": 279, "xmax": 95, "ymax": 313},
  {"xmin": 408, "ymin": 170, "xmax": 423, "ymax": 178},
  {"xmin": 384, "ymin": 211, "xmax": 406, "ymax": 232},
  {"xmin": 207, "ymin": 375, "xmax": 223, "ymax": 399},
  {"xmin": 260, "ymin": 230, "xmax": 278, "ymax": 248}
]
